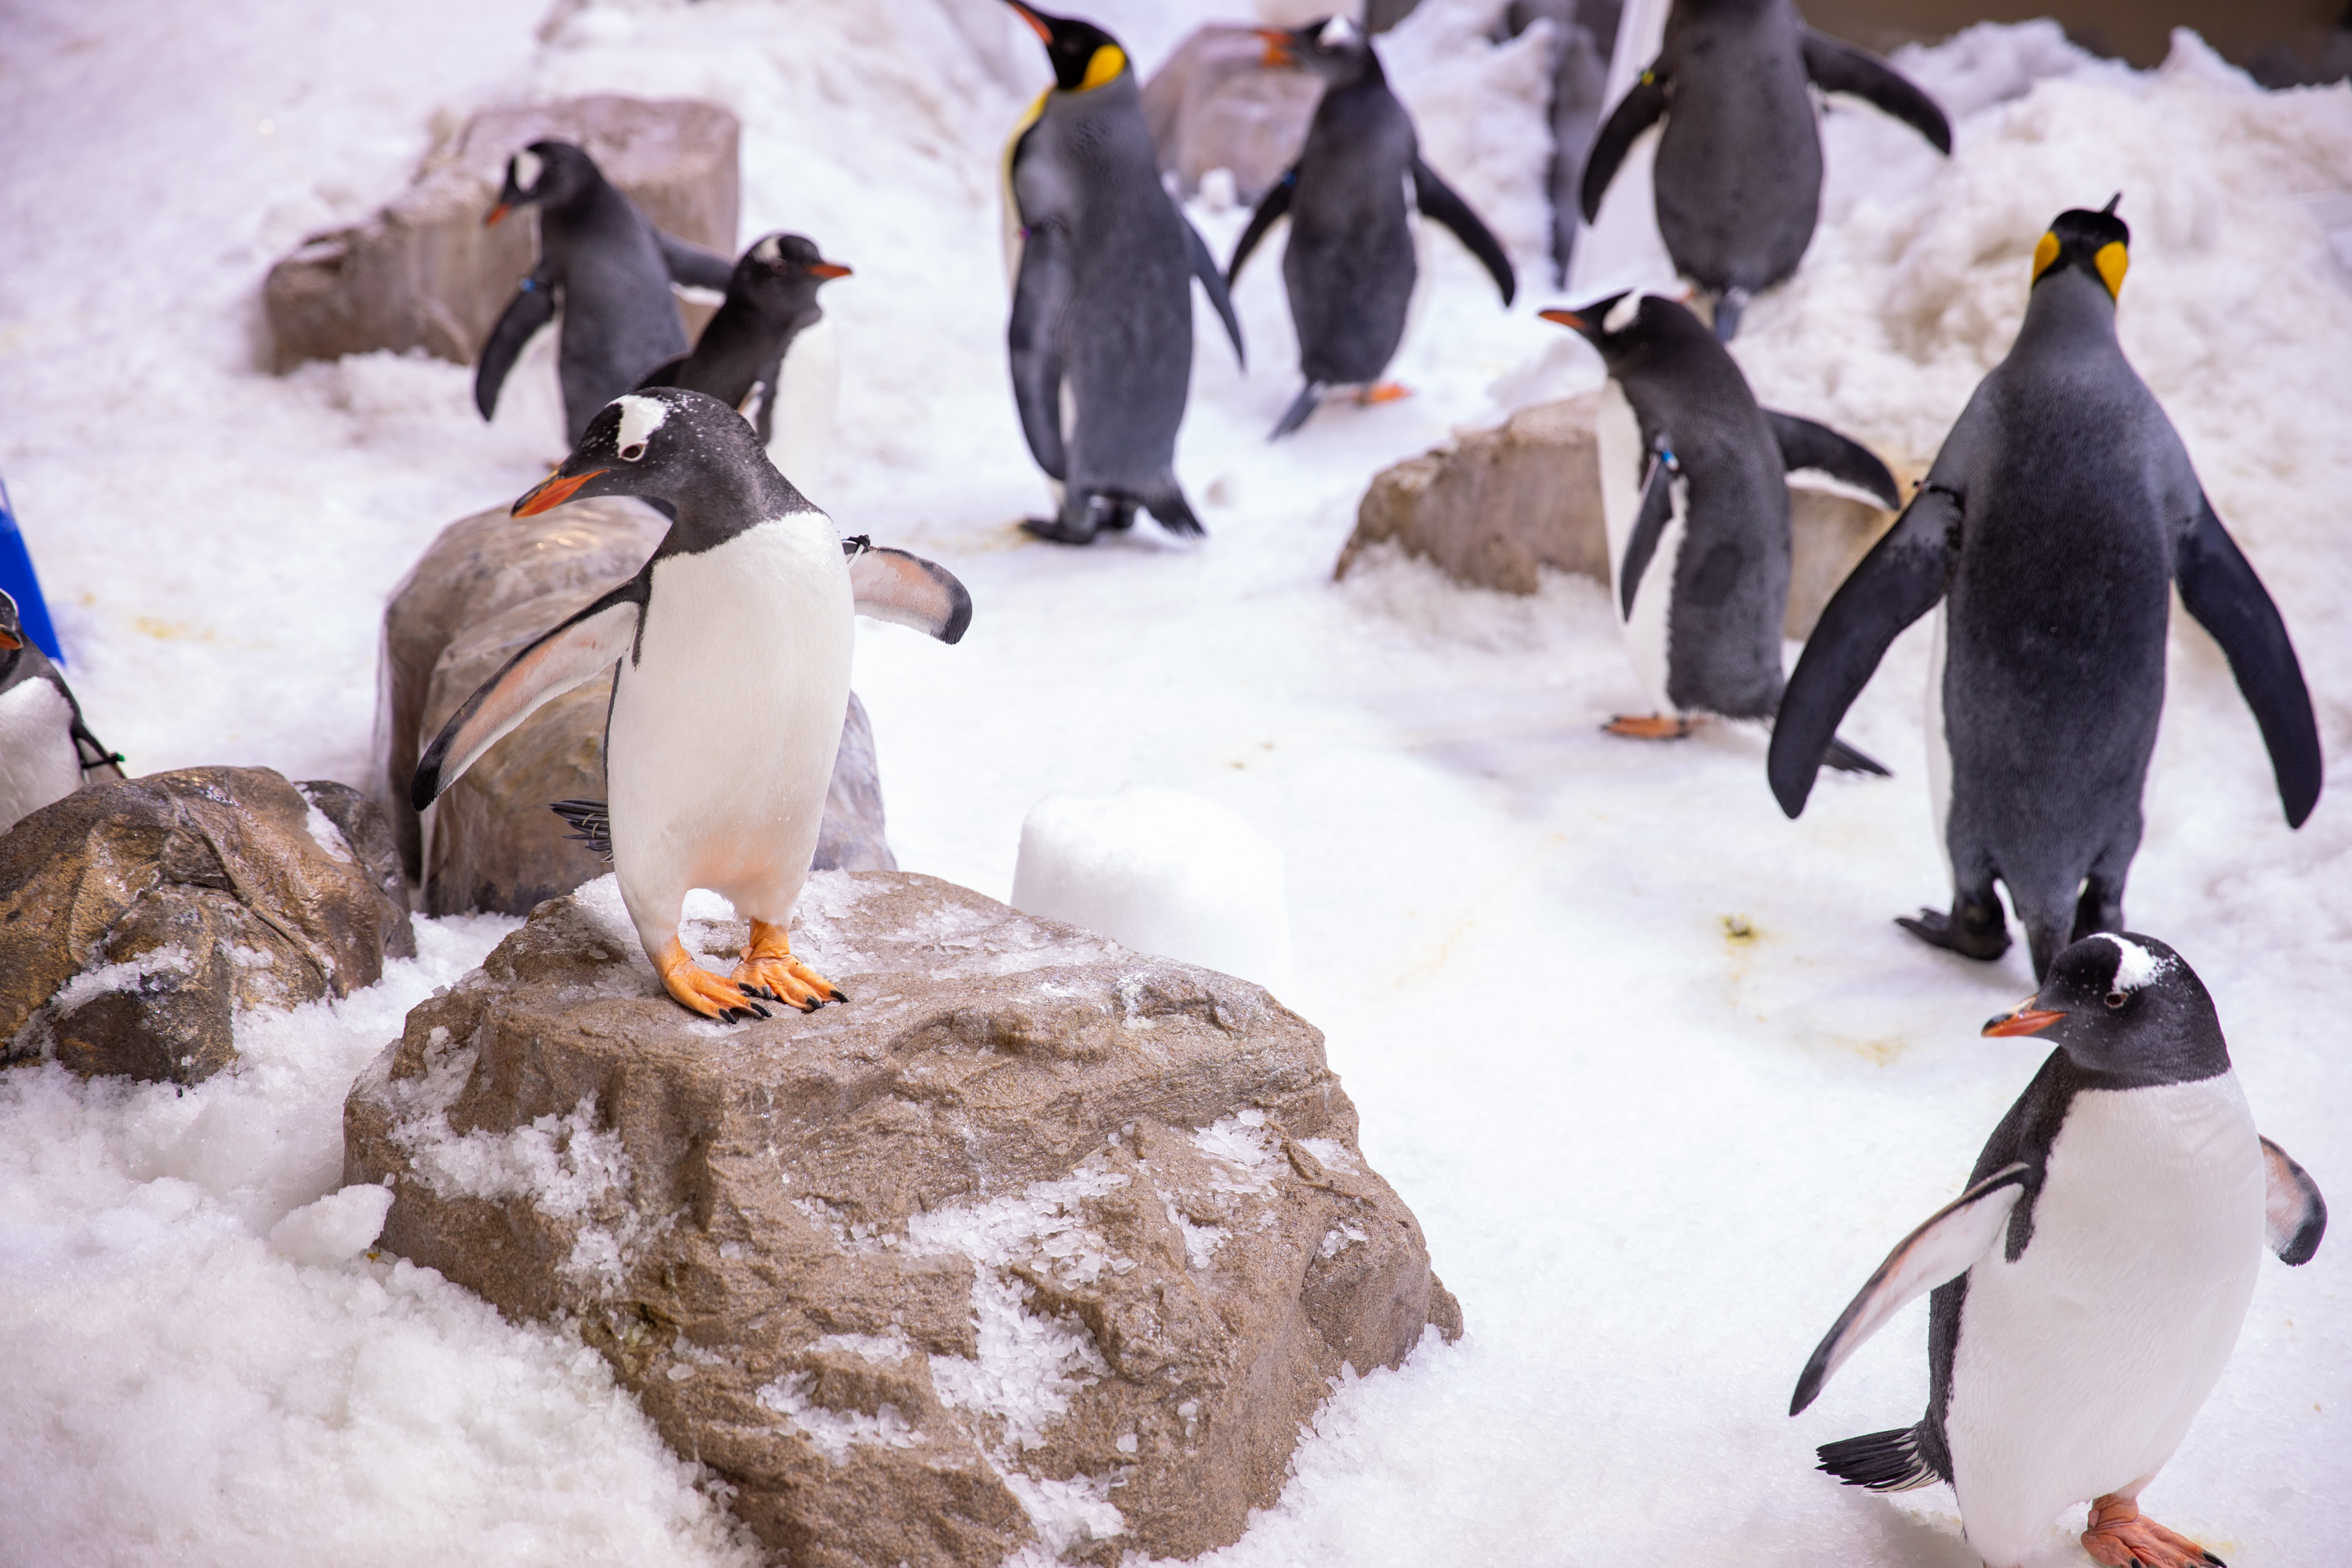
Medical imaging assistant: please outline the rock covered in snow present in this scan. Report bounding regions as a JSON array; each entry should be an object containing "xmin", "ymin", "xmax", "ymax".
[
  {"xmin": 0, "ymin": 768, "xmax": 415, "ymax": 1083},
  {"xmin": 263, "ymin": 94, "xmax": 739, "ymax": 372},
  {"xmin": 343, "ymin": 869, "xmax": 1458, "ymax": 1567},
  {"xmin": 1142, "ymin": 26, "xmax": 1325, "ymax": 205}
]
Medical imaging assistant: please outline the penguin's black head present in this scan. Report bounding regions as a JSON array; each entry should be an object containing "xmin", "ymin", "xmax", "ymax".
[
  {"xmin": 1005, "ymin": 2, "xmax": 1128, "ymax": 93},
  {"xmin": 735, "ymin": 232, "xmax": 851, "ymax": 313},
  {"xmin": 2030, "ymin": 196, "xmax": 2129, "ymax": 303},
  {"xmin": 0, "ymin": 588, "xmax": 23, "ymax": 666},
  {"xmin": 1540, "ymin": 292, "xmax": 1714, "ymax": 369},
  {"xmin": 485, "ymin": 140, "xmax": 598, "ymax": 227},
  {"xmin": 1259, "ymin": 16, "xmax": 1378, "ymax": 85},
  {"xmin": 1982, "ymin": 931, "xmax": 2231, "ymax": 1085},
  {"xmin": 512, "ymin": 387, "xmax": 793, "ymax": 531}
]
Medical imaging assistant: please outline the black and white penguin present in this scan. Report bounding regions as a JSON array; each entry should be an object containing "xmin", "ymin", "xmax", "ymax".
[
  {"xmin": 474, "ymin": 141, "xmax": 737, "ymax": 445},
  {"xmin": 1769, "ymin": 203, "xmax": 2322, "ymax": 980},
  {"xmin": 1539, "ymin": 292, "xmax": 1896, "ymax": 766},
  {"xmin": 412, "ymin": 388, "xmax": 971, "ymax": 1020},
  {"xmin": 1792, "ymin": 932, "xmax": 2327, "ymax": 1568},
  {"xmin": 1578, "ymin": 0, "xmax": 1950, "ymax": 339},
  {"xmin": 0, "ymin": 587, "xmax": 122, "ymax": 837},
  {"xmin": 637, "ymin": 232, "xmax": 851, "ymax": 491},
  {"xmin": 1001, "ymin": 2, "xmax": 1247, "ymax": 544},
  {"xmin": 1226, "ymin": 15, "xmax": 1515, "ymax": 440}
]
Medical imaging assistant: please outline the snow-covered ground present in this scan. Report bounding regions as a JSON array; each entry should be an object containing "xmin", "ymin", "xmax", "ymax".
[{"xmin": 2, "ymin": 2, "xmax": 2348, "ymax": 1563}]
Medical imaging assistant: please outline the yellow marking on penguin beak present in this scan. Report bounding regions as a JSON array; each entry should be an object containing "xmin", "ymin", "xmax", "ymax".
[
  {"xmin": 2095, "ymin": 241, "xmax": 2128, "ymax": 299},
  {"xmin": 2031, "ymin": 230, "xmax": 2060, "ymax": 281},
  {"xmin": 1079, "ymin": 43, "xmax": 1126, "ymax": 89}
]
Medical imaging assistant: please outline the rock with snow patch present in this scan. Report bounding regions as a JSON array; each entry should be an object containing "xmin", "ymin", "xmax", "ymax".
[
  {"xmin": 343, "ymin": 870, "xmax": 1458, "ymax": 1567},
  {"xmin": 1142, "ymin": 26, "xmax": 1324, "ymax": 204},
  {"xmin": 0, "ymin": 768, "xmax": 415, "ymax": 1083}
]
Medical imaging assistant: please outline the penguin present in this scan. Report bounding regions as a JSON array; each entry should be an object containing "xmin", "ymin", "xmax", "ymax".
[
  {"xmin": 1537, "ymin": 291, "xmax": 1896, "ymax": 767},
  {"xmin": 1577, "ymin": 0, "xmax": 1951, "ymax": 340},
  {"xmin": 1001, "ymin": 2, "xmax": 1247, "ymax": 544},
  {"xmin": 1226, "ymin": 15, "xmax": 1516, "ymax": 440},
  {"xmin": 412, "ymin": 388, "xmax": 972, "ymax": 1021},
  {"xmin": 1769, "ymin": 202, "xmax": 2322, "ymax": 981},
  {"xmin": 1791, "ymin": 931, "xmax": 2327, "ymax": 1568},
  {"xmin": 637, "ymin": 233, "xmax": 851, "ymax": 491},
  {"xmin": 474, "ymin": 141, "xmax": 737, "ymax": 445},
  {"xmin": 0, "ymin": 586, "xmax": 122, "ymax": 837}
]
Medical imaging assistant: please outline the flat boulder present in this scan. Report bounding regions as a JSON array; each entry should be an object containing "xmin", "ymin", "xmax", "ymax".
[{"xmin": 345, "ymin": 871, "xmax": 1458, "ymax": 1566}]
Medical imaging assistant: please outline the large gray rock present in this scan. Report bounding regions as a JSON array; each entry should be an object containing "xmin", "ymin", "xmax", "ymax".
[
  {"xmin": 1142, "ymin": 27, "xmax": 1324, "ymax": 205},
  {"xmin": 264, "ymin": 95, "xmax": 739, "ymax": 372},
  {"xmin": 345, "ymin": 871, "xmax": 1458, "ymax": 1566}
]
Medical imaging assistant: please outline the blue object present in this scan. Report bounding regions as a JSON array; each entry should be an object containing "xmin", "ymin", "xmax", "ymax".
[{"xmin": 0, "ymin": 476, "xmax": 64, "ymax": 662}]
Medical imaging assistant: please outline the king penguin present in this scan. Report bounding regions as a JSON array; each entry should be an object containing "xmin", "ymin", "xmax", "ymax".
[
  {"xmin": 0, "ymin": 586, "xmax": 122, "ymax": 837},
  {"xmin": 1539, "ymin": 291, "xmax": 1896, "ymax": 766},
  {"xmin": 1578, "ymin": 0, "xmax": 1950, "ymax": 339},
  {"xmin": 474, "ymin": 140, "xmax": 737, "ymax": 445},
  {"xmin": 1791, "ymin": 932, "xmax": 2327, "ymax": 1568},
  {"xmin": 1001, "ymin": 2, "xmax": 1246, "ymax": 544},
  {"xmin": 1226, "ymin": 15, "xmax": 1516, "ymax": 440},
  {"xmin": 637, "ymin": 232, "xmax": 851, "ymax": 492},
  {"xmin": 412, "ymin": 387, "xmax": 972, "ymax": 1021},
  {"xmin": 1769, "ymin": 202, "xmax": 2322, "ymax": 981}
]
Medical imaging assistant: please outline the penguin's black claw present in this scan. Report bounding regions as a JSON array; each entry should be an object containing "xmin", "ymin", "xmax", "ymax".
[{"xmin": 827, "ymin": 987, "xmax": 848, "ymax": 1004}]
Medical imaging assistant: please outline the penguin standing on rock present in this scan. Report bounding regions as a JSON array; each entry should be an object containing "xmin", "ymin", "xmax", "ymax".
[
  {"xmin": 0, "ymin": 587, "xmax": 122, "ymax": 837},
  {"xmin": 1769, "ymin": 202, "xmax": 2321, "ymax": 980},
  {"xmin": 474, "ymin": 141, "xmax": 736, "ymax": 444},
  {"xmin": 412, "ymin": 388, "xmax": 971, "ymax": 1022},
  {"xmin": 1001, "ymin": 2, "xmax": 1246, "ymax": 544},
  {"xmin": 1579, "ymin": 0, "xmax": 1950, "ymax": 339},
  {"xmin": 1792, "ymin": 932, "xmax": 2327, "ymax": 1568},
  {"xmin": 1228, "ymin": 15, "xmax": 1516, "ymax": 440},
  {"xmin": 1539, "ymin": 291, "xmax": 1896, "ymax": 766}
]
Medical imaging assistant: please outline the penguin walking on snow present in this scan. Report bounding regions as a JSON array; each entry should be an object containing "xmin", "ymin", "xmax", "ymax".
[
  {"xmin": 1769, "ymin": 202, "xmax": 2321, "ymax": 980},
  {"xmin": 1227, "ymin": 15, "xmax": 1515, "ymax": 440},
  {"xmin": 1792, "ymin": 932, "xmax": 2327, "ymax": 1568},
  {"xmin": 412, "ymin": 388, "xmax": 971, "ymax": 1021},
  {"xmin": 0, "ymin": 587, "xmax": 122, "ymax": 837},
  {"xmin": 1580, "ymin": 0, "xmax": 1950, "ymax": 339},
  {"xmin": 1001, "ymin": 2, "xmax": 1246, "ymax": 544},
  {"xmin": 474, "ymin": 141, "xmax": 736, "ymax": 445},
  {"xmin": 1539, "ymin": 292, "xmax": 1896, "ymax": 767},
  {"xmin": 637, "ymin": 232, "xmax": 851, "ymax": 491}
]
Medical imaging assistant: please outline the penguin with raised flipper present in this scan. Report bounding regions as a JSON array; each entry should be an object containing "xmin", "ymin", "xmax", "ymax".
[
  {"xmin": 1792, "ymin": 932, "xmax": 2326, "ymax": 1568},
  {"xmin": 1769, "ymin": 201, "xmax": 2321, "ymax": 981},
  {"xmin": 474, "ymin": 141, "xmax": 737, "ymax": 445},
  {"xmin": 1538, "ymin": 291, "xmax": 1896, "ymax": 768},
  {"xmin": 1578, "ymin": 0, "xmax": 1950, "ymax": 339},
  {"xmin": 412, "ymin": 388, "xmax": 971, "ymax": 1021},
  {"xmin": 1000, "ymin": 2, "xmax": 1246, "ymax": 544},
  {"xmin": 1227, "ymin": 15, "xmax": 1515, "ymax": 440},
  {"xmin": 0, "ymin": 586, "xmax": 122, "ymax": 837}
]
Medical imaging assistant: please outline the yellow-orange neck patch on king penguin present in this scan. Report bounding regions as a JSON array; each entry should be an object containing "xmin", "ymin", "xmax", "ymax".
[
  {"xmin": 2031, "ymin": 230, "xmax": 2060, "ymax": 281},
  {"xmin": 2096, "ymin": 241, "xmax": 2128, "ymax": 299},
  {"xmin": 1079, "ymin": 44, "xmax": 1125, "ymax": 90}
]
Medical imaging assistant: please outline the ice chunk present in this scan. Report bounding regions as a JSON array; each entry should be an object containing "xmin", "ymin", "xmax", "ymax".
[{"xmin": 266, "ymin": 1182, "xmax": 394, "ymax": 1267}]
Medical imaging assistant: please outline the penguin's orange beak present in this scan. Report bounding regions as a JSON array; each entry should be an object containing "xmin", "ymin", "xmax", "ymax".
[
  {"xmin": 809, "ymin": 262, "xmax": 852, "ymax": 280},
  {"xmin": 513, "ymin": 468, "xmax": 605, "ymax": 517},
  {"xmin": 1538, "ymin": 308, "xmax": 1587, "ymax": 330},
  {"xmin": 1257, "ymin": 28, "xmax": 1297, "ymax": 66},
  {"xmin": 1007, "ymin": 1, "xmax": 1052, "ymax": 44},
  {"xmin": 485, "ymin": 202, "xmax": 513, "ymax": 227},
  {"xmin": 0, "ymin": 629, "xmax": 19, "ymax": 651},
  {"xmin": 1983, "ymin": 1002, "xmax": 2067, "ymax": 1037}
]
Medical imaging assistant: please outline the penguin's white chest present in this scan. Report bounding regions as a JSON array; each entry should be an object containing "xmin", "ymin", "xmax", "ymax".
[
  {"xmin": 1947, "ymin": 1076, "xmax": 2264, "ymax": 1566},
  {"xmin": 0, "ymin": 677, "xmax": 85, "ymax": 835},
  {"xmin": 1595, "ymin": 379, "xmax": 1686, "ymax": 713},
  {"xmin": 764, "ymin": 315, "xmax": 840, "ymax": 493}
]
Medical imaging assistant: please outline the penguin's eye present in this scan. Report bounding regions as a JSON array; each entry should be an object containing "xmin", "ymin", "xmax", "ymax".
[
  {"xmin": 2104, "ymin": 990, "xmax": 2128, "ymax": 1010},
  {"xmin": 619, "ymin": 441, "xmax": 648, "ymax": 462}
]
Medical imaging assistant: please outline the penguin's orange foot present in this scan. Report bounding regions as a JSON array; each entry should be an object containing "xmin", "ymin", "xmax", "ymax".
[
  {"xmin": 731, "ymin": 918, "xmax": 846, "ymax": 1014},
  {"xmin": 2082, "ymin": 1496, "xmax": 2226, "ymax": 1568},
  {"xmin": 654, "ymin": 938, "xmax": 771, "ymax": 1022},
  {"xmin": 1603, "ymin": 713, "xmax": 1699, "ymax": 741},
  {"xmin": 1356, "ymin": 381, "xmax": 1411, "ymax": 405}
]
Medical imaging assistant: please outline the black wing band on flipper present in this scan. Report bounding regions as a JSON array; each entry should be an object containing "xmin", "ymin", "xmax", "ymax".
[
  {"xmin": 1769, "ymin": 485, "xmax": 1961, "ymax": 817},
  {"xmin": 656, "ymin": 230, "xmax": 736, "ymax": 292},
  {"xmin": 1179, "ymin": 210, "xmax": 1247, "ymax": 366},
  {"xmin": 1411, "ymin": 158, "xmax": 1515, "ymax": 305},
  {"xmin": 1791, "ymin": 1162, "xmax": 2032, "ymax": 1417},
  {"xmin": 2175, "ymin": 495, "xmax": 2321, "ymax": 827},
  {"xmin": 846, "ymin": 542, "xmax": 973, "ymax": 644},
  {"xmin": 1226, "ymin": 170, "xmax": 1294, "ymax": 288},
  {"xmin": 1579, "ymin": 65, "xmax": 1670, "ymax": 222},
  {"xmin": 2262, "ymin": 1136, "xmax": 2327, "ymax": 1265},
  {"xmin": 1617, "ymin": 447, "xmax": 1679, "ymax": 619},
  {"xmin": 1800, "ymin": 30, "xmax": 1952, "ymax": 154},
  {"xmin": 1008, "ymin": 221, "xmax": 1071, "ymax": 481},
  {"xmin": 1765, "ymin": 411, "xmax": 1901, "ymax": 509},
  {"xmin": 474, "ymin": 269, "xmax": 558, "ymax": 421}
]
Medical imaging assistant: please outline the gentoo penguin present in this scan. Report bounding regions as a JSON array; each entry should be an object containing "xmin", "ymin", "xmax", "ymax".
[
  {"xmin": 1539, "ymin": 292, "xmax": 1896, "ymax": 767},
  {"xmin": 1578, "ymin": 1, "xmax": 1950, "ymax": 339},
  {"xmin": 474, "ymin": 141, "xmax": 736, "ymax": 445},
  {"xmin": 1001, "ymin": 2, "xmax": 1247, "ymax": 544},
  {"xmin": 412, "ymin": 388, "xmax": 971, "ymax": 1020},
  {"xmin": 0, "ymin": 587, "xmax": 122, "ymax": 837},
  {"xmin": 637, "ymin": 233, "xmax": 851, "ymax": 492},
  {"xmin": 1769, "ymin": 203, "xmax": 2321, "ymax": 980},
  {"xmin": 1227, "ymin": 15, "xmax": 1515, "ymax": 440},
  {"xmin": 1792, "ymin": 932, "xmax": 2327, "ymax": 1568}
]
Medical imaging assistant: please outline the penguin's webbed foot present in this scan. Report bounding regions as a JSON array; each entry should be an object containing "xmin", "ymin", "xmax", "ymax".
[
  {"xmin": 1603, "ymin": 713, "xmax": 1699, "ymax": 741},
  {"xmin": 1021, "ymin": 516, "xmax": 1098, "ymax": 546},
  {"xmin": 1356, "ymin": 381, "xmax": 1410, "ymax": 406},
  {"xmin": 1894, "ymin": 904, "xmax": 2010, "ymax": 962},
  {"xmin": 2082, "ymin": 1495, "xmax": 2225, "ymax": 1568},
  {"xmin": 654, "ymin": 938, "xmax": 773, "ymax": 1023},
  {"xmin": 733, "ymin": 918, "xmax": 846, "ymax": 1014}
]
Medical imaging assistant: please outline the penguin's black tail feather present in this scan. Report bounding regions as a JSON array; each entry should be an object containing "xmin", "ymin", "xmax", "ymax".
[
  {"xmin": 1823, "ymin": 735, "xmax": 1892, "ymax": 776},
  {"xmin": 1268, "ymin": 382, "xmax": 1325, "ymax": 441},
  {"xmin": 550, "ymin": 798, "xmax": 613, "ymax": 861},
  {"xmin": 1817, "ymin": 1425, "xmax": 1943, "ymax": 1492}
]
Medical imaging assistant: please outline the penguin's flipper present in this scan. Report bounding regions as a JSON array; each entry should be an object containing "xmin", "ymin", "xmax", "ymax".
[
  {"xmin": 69, "ymin": 713, "xmax": 125, "ymax": 779},
  {"xmin": 1799, "ymin": 30, "xmax": 1952, "ymax": 154},
  {"xmin": 1790, "ymin": 1162, "xmax": 2033, "ymax": 1417},
  {"xmin": 2175, "ymin": 495, "xmax": 2322, "ymax": 828},
  {"xmin": 474, "ymin": 272, "xmax": 558, "ymax": 422},
  {"xmin": 1579, "ymin": 65, "xmax": 1671, "ymax": 223},
  {"xmin": 1617, "ymin": 446, "xmax": 1680, "ymax": 619},
  {"xmin": 2261, "ymin": 1135, "xmax": 2327, "ymax": 1265},
  {"xmin": 1180, "ymin": 209, "xmax": 1247, "ymax": 365},
  {"xmin": 1226, "ymin": 169, "xmax": 1294, "ymax": 287},
  {"xmin": 633, "ymin": 353, "xmax": 688, "ymax": 390},
  {"xmin": 412, "ymin": 583, "xmax": 642, "ymax": 811},
  {"xmin": 1411, "ymin": 158, "xmax": 1515, "ymax": 306},
  {"xmin": 846, "ymin": 543, "xmax": 973, "ymax": 644},
  {"xmin": 1769, "ymin": 485, "xmax": 1960, "ymax": 817},
  {"xmin": 656, "ymin": 230, "xmax": 736, "ymax": 293},
  {"xmin": 1764, "ymin": 412, "xmax": 1902, "ymax": 510},
  {"xmin": 1007, "ymin": 223, "xmax": 1072, "ymax": 481}
]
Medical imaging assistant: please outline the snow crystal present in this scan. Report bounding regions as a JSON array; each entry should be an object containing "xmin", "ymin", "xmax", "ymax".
[
  {"xmin": 266, "ymin": 1181, "xmax": 393, "ymax": 1266},
  {"xmin": 296, "ymin": 789, "xmax": 355, "ymax": 863},
  {"xmin": 754, "ymin": 1372, "xmax": 924, "ymax": 1466}
]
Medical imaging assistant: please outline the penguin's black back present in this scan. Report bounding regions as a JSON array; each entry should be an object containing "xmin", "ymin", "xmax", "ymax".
[
  {"xmin": 542, "ymin": 169, "xmax": 691, "ymax": 442},
  {"xmin": 1284, "ymin": 78, "xmax": 1418, "ymax": 385},
  {"xmin": 1653, "ymin": 0, "xmax": 1820, "ymax": 295}
]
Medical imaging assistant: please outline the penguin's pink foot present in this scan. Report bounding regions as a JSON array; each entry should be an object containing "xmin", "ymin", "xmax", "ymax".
[
  {"xmin": 2082, "ymin": 1495, "xmax": 2226, "ymax": 1568},
  {"xmin": 1603, "ymin": 713, "xmax": 1699, "ymax": 741},
  {"xmin": 732, "ymin": 919, "xmax": 846, "ymax": 1014},
  {"xmin": 1356, "ymin": 381, "xmax": 1411, "ymax": 405},
  {"xmin": 655, "ymin": 938, "xmax": 771, "ymax": 1022}
]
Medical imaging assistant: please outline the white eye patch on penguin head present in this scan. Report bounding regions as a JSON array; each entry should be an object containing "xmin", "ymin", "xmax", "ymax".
[
  {"xmin": 613, "ymin": 394, "xmax": 668, "ymax": 461},
  {"xmin": 512, "ymin": 147, "xmax": 544, "ymax": 194}
]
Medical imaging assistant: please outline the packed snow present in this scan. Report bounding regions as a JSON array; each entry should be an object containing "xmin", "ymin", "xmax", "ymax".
[{"xmin": 2, "ymin": 1, "xmax": 2349, "ymax": 1565}]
